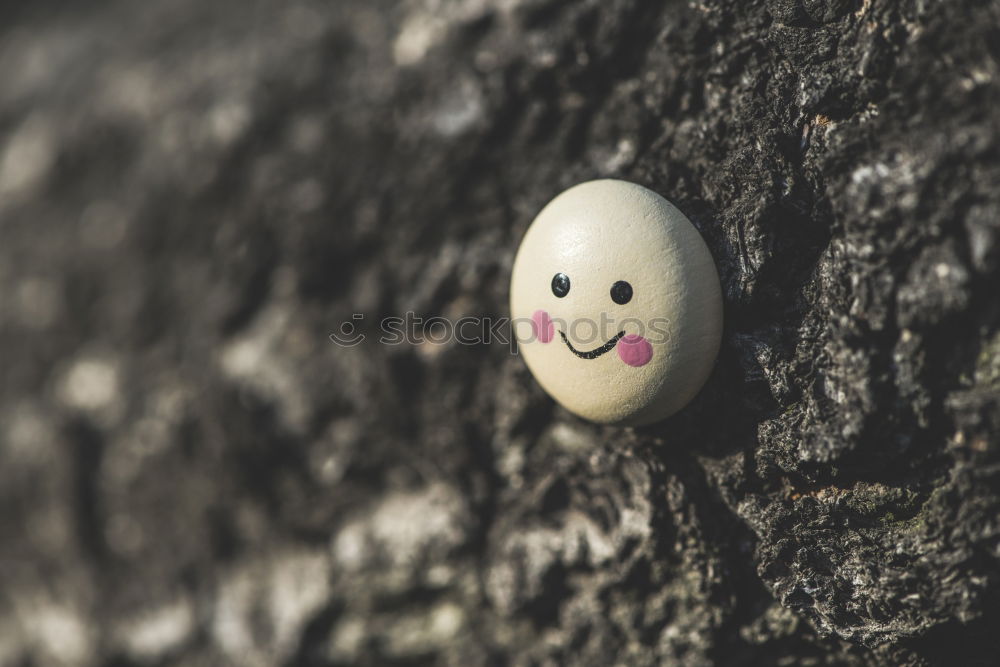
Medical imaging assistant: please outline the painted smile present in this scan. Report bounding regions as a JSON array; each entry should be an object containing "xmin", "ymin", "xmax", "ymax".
[{"xmin": 559, "ymin": 330, "xmax": 626, "ymax": 360}]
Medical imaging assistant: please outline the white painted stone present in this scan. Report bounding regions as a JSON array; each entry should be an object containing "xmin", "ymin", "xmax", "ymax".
[{"xmin": 510, "ymin": 179, "xmax": 722, "ymax": 425}]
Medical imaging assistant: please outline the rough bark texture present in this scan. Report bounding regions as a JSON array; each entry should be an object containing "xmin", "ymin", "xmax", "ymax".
[{"xmin": 1, "ymin": 0, "xmax": 999, "ymax": 665}]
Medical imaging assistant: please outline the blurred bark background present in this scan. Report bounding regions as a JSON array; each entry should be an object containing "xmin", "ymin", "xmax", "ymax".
[{"xmin": 1, "ymin": 0, "xmax": 999, "ymax": 665}]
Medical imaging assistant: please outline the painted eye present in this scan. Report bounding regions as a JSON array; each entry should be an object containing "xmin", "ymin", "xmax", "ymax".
[
  {"xmin": 610, "ymin": 280, "xmax": 632, "ymax": 305},
  {"xmin": 551, "ymin": 273, "xmax": 570, "ymax": 298}
]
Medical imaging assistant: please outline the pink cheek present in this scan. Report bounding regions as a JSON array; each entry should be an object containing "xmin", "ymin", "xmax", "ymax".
[
  {"xmin": 617, "ymin": 334, "xmax": 653, "ymax": 367},
  {"xmin": 532, "ymin": 309, "xmax": 555, "ymax": 343}
]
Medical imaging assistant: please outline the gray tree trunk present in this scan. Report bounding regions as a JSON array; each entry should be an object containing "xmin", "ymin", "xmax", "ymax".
[{"xmin": 1, "ymin": 0, "xmax": 998, "ymax": 664}]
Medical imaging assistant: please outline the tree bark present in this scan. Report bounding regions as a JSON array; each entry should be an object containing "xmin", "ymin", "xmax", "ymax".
[{"xmin": 1, "ymin": 0, "xmax": 998, "ymax": 664}]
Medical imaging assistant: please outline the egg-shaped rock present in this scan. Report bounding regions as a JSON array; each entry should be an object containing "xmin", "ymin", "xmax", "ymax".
[{"xmin": 509, "ymin": 179, "xmax": 723, "ymax": 425}]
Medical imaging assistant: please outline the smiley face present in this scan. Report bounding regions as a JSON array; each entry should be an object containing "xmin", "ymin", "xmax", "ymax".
[{"xmin": 510, "ymin": 179, "xmax": 722, "ymax": 426}]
